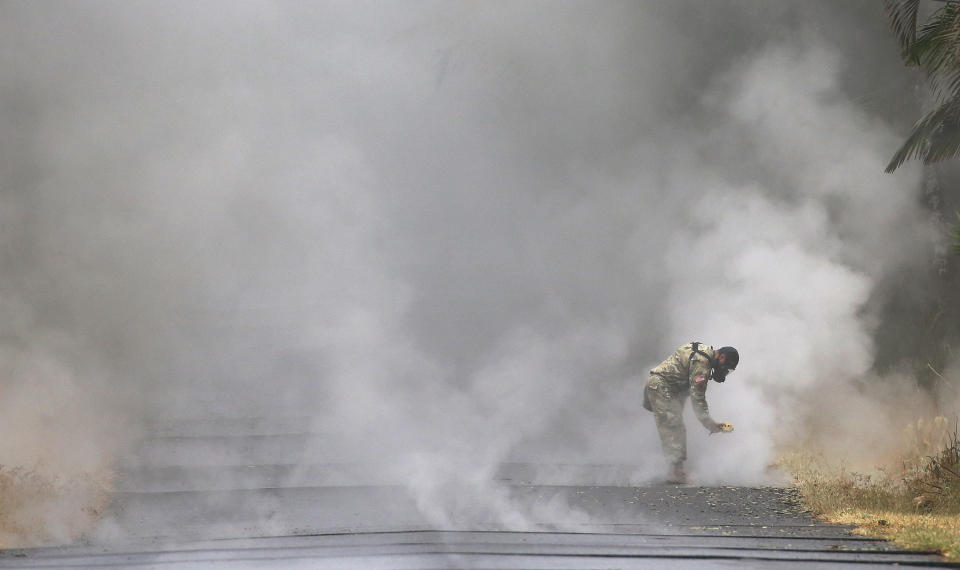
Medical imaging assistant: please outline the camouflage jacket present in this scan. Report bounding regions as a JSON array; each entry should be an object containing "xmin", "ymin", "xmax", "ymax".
[{"xmin": 647, "ymin": 342, "xmax": 716, "ymax": 429}]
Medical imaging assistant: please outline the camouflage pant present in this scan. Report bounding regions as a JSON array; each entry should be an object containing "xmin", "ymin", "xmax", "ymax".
[{"xmin": 644, "ymin": 380, "xmax": 686, "ymax": 463}]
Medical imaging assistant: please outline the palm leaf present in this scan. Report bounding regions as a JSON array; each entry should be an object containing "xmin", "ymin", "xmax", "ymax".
[
  {"xmin": 952, "ymin": 213, "xmax": 960, "ymax": 255},
  {"xmin": 886, "ymin": 97, "xmax": 960, "ymax": 171},
  {"xmin": 910, "ymin": 2, "xmax": 960, "ymax": 84},
  {"xmin": 885, "ymin": 0, "xmax": 922, "ymax": 61},
  {"xmin": 885, "ymin": 1, "xmax": 960, "ymax": 170}
]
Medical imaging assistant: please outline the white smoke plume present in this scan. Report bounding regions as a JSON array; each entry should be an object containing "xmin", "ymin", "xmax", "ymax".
[
  {"xmin": 0, "ymin": 0, "xmax": 943, "ymax": 538},
  {"xmin": 670, "ymin": 39, "xmax": 930, "ymax": 482}
]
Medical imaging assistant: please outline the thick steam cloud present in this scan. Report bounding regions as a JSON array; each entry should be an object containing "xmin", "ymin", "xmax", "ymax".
[{"xmin": 0, "ymin": 0, "xmax": 936, "ymax": 535}]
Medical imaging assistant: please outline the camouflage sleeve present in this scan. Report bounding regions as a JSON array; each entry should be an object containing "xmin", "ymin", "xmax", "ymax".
[{"xmin": 688, "ymin": 356, "xmax": 715, "ymax": 430}]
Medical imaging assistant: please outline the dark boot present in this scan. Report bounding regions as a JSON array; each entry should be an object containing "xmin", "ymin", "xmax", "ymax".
[{"xmin": 666, "ymin": 461, "xmax": 687, "ymax": 484}]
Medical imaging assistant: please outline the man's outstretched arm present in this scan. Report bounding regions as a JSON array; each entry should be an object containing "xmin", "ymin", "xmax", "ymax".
[{"xmin": 689, "ymin": 360, "xmax": 721, "ymax": 432}]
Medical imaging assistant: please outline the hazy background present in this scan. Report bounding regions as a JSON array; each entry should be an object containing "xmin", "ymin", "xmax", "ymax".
[{"xmin": 0, "ymin": 0, "xmax": 954, "ymax": 535}]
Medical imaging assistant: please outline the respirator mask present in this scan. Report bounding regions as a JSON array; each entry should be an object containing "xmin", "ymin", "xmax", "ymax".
[{"xmin": 712, "ymin": 363, "xmax": 734, "ymax": 383}]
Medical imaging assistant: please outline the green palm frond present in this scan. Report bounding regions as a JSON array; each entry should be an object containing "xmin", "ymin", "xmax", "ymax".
[
  {"xmin": 953, "ymin": 212, "xmax": 960, "ymax": 255},
  {"xmin": 885, "ymin": 0, "xmax": 960, "ymax": 171},
  {"xmin": 910, "ymin": 2, "xmax": 960, "ymax": 94},
  {"xmin": 885, "ymin": 0, "xmax": 922, "ymax": 60},
  {"xmin": 886, "ymin": 97, "xmax": 960, "ymax": 171}
]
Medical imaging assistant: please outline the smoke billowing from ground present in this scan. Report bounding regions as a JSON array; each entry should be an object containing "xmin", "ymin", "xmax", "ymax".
[{"xmin": 0, "ymin": 0, "xmax": 943, "ymax": 537}]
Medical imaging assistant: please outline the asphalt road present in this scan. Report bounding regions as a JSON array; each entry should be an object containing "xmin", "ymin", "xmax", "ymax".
[{"xmin": 0, "ymin": 418, "xmax": 956, "ymax": 569}]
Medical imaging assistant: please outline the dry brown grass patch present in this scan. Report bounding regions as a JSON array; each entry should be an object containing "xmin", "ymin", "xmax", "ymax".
[
  {"xmin": 830, "ymin": 510, "xmax": 960, "ymax": 558},
  {"xmin": 779, "ymin": 416, "xmax": 960, "ymax": 558},
  {"xmin": 0, "ymin": 465, "xmax": 113, "ymax": 547}
]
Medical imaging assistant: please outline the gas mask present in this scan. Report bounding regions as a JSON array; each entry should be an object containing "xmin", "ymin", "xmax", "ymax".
[{"xmin": 712, "ymin": 363, "xmax": 734, "ymax": 383}]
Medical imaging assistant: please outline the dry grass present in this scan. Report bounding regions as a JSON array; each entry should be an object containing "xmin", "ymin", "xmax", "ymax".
[
  {"xmin": 831, "ymin": 510, "xmax": 960, "ymax": 558},
  {"xmin": 780, "ymin": 416, "xmax": 960, "ymax": 558},
  {"xmin": 0, "ymin": 465, "xmax": 113, "ymax": 547},
  {"xmin": 775, "ymin": 448, "xmax": 911, "ymax": 514}
]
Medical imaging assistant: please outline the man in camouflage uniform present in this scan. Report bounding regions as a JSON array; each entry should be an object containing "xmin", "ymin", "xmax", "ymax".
[{"xmin": 643, "ymin": 342, "xmax": 739, "ymax": 483}]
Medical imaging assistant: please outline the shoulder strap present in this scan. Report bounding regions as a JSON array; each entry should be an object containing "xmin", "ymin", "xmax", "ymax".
[{"xmin": 688, "ymin": 342, "xmax": 714, "ymax": 369}]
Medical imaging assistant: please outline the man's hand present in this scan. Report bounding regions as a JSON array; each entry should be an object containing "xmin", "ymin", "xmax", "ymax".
[{"xmin": 710, "ymin": 422, "xmax": 734, "ymax": 434}]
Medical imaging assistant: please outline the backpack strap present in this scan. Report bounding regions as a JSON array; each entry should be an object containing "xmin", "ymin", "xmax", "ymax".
[{"xmin": 688, "ymin": 342, "xmax": 715, "ymax": 372}]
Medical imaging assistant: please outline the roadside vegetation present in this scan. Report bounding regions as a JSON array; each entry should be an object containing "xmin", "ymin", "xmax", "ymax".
[
  {"xmin": 780, "ymin": 417, "xmax": 960, "ymax": 558},
  {"xmin": 0, "ymin": 466, "xmax": 112, "ymax": 547}
]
